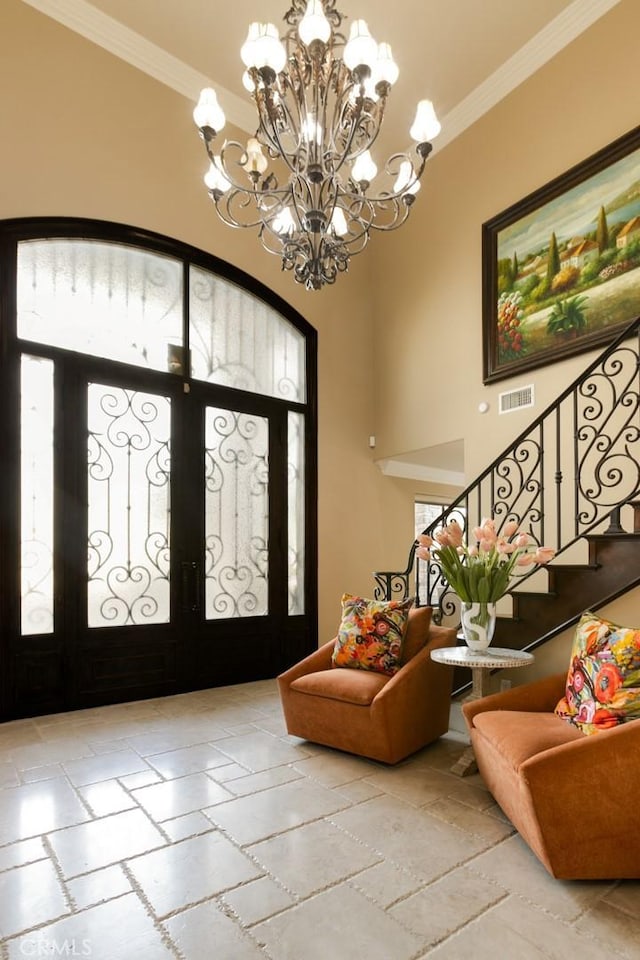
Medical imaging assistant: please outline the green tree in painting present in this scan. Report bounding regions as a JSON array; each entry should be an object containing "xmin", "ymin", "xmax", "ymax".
[
  {"xmin": 512, "ymin": 251, "xmax": 519, "ymax": 281},
  {"xmin": 497, "ymin": 257, "xmax": 514, "ymax": 294},
  {"xmin": 546, "ymin": 232, "xmax": 561, "ymax": 283},
  {"xmin": 596, "ymin": 206, "xmax": 609, "ymax": 252}
]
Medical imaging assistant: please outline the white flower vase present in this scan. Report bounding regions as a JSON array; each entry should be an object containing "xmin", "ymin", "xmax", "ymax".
[{"xmin": 460, "ymin": 601, "xmax": 497, "ymax": 652}]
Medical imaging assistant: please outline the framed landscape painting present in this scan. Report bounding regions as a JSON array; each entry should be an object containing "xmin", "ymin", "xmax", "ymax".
[{"xmin": 482, "ymin": 125, "xmax": 640, "ymax": 383}]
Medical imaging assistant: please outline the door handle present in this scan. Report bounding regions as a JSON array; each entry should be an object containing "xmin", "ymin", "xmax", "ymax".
[{"xmin": 181, "ymin": 561, "xmax": 200, "ymax": 614}]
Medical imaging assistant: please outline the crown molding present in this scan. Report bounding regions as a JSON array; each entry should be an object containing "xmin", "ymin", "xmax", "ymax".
[
  {"xmin": 22, "ymin": 0, "xmax": 621, "ymax": 148},
  {"xmin": 434, "ymin": 0, "xmax": 622, "ymax": 153}
]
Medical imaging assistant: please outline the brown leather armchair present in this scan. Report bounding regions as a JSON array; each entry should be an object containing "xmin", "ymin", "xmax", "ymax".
[
  {"xmin": 278, "ymin": 608, "xmax": 456, "ymax": 764},
  {"xmin": 463, "ymin": 672, "xmax": 640, "ymax": 879}
]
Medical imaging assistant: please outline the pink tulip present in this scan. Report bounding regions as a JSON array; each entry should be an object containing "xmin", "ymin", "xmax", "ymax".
[
  {"xmin": 496, "ymin": 538, "xmax": 516, "ymax": 554},
  {"xmin": 472, "ymin": 526, "xmax": 484, "ymax": 541},
  {"xmin": 479, "ymin": 538, "xmax": 494, "ymax": 553},
  {"xmin": 481, "ymin": 518, "xmax": 496, "ymax": 533},
  {"xmin": 435, "ymin": 530, "xmax": 452, "ymax": 546},
  {"xmin": 516, "ymin": 553, "xmax": 536, "ymax": 566},
  {"xmin": 515, "ymin": 533, "xmax": 530, "ymax": 548},
  {"xmin": 417, "ymin": 534, "xmax": 433, "ymax": 548},
  {"xmin": 468, "ymin": 546, "xmax": 479, "ymax": 557},
  {"xmin": 534, "ymin": 546, "xmax": 555, "ymax": 564},
  {"xmin": 502, "ymin": 519, "xmax": 519, "ymax": 538},
  {"xmin": 415, "ymin": 546, "xmax": 431, "ymax": 561},
  {"xmin": 446, "ymin": 520, "xmax": 464, "ymax": 547}
]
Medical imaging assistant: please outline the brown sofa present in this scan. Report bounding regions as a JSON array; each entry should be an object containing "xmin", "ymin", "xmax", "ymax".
[
  {"xmin": 278, "ymin": 610, "xmax": 455, "ymax": 764},
  {"xmin": 463, "ymin": 671, "xmax": 640, "ymax": 879}
]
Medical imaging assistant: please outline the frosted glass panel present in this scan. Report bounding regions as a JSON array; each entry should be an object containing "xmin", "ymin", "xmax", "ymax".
[
  {"xmin": 205, "ymin": 408, "xmax": 268, "ymax": 618},
  {"xmin": 288, "ymin": 412, "xmax": 305, "ymax": 615},
  {"xmin": 21, "ymin": 355, "xmax": 54, "ymax": 635},
  {"xmin": 190, "ymin": 266, "xmax": 306, "ymax": 402},
  {"xmin": 17, "ymin": 240, "xmax": 183, "ymax": 372},
  {"xmin": 88, "ymin": 385, "xmax": 171, "ymax": 627}
]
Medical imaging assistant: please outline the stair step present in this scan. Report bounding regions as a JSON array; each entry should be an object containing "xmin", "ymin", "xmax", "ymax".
[{"xmin": 587, "ymin": 533, "xmax": 640, "ymax": 542}]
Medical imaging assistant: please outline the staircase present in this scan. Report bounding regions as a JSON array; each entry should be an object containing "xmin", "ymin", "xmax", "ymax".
[{"xmin": 374, "ymin": 317, "xmax": 640, "ymax": 691}]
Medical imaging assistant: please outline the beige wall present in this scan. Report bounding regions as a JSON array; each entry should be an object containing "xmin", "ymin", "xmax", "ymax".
[
  {"xmin": 2, "ymin": 0, "xmax": 638, "ymax": 657},
  {"xmin": 373, "ymin": 0, "xmax": 640, "ymax": 477}
]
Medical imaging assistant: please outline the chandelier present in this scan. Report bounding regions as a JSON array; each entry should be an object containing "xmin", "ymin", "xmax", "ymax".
[{"xmin": 193, "ymin": 0, "xmax": 441, "ymax": 291}]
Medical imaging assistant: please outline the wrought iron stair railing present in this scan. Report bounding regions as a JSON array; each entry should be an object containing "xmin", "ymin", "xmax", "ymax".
[{"xmin": 374, "ymin": 316, "xmax": 640, "ymax": 638}]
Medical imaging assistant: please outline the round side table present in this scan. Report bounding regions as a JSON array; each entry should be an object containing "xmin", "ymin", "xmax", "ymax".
[{"xmin": 431, "ymin": 644, "xmax": 534, "ymax": 776}]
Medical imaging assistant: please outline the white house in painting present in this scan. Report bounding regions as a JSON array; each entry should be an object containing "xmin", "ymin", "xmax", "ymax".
[
  {"xmin": 564, "ymin": 238, "xmax": 599, "ymax": 270},
  {"xmin": 616, "ymin": 215, "xmax": 640, "ymax": 249}
]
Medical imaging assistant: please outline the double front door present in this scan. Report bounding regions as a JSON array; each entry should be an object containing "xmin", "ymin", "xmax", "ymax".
[
  {"xmin": 1, "ymin": 223, "xmax": 316, "ymax": 720},
  {"xmin": 13, "ymin": 353, "xmax": 306, "ymax": 717}
]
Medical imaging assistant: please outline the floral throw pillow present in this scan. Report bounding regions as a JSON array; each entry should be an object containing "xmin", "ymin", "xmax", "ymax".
[
  {"xmin": 331, "ymin": 594, "xmax": 414, "ymax": 676},
  {"xmin": 554, "ymin": 611, "xmax": 640, "ymax": 734}
]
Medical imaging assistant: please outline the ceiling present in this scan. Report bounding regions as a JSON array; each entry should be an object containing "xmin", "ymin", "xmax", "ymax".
[{"xmin": 25, "ymin": 0, "xmax": 620, "ymax": 153}]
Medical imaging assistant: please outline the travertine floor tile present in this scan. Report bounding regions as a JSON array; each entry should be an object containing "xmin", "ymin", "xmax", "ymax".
[
  {"xmin": 249, "ymin": 819, "xmax": 381, "ymax": 897},
  {"xmin": 205, "ymin": 777, "xmax": 350, "ymax": 845},
  {"xmin": 164, "ymin": 898, "xmax": 265, "ymax": 959},
  {"xmin": 63, "ymin": 749, "xmax": 150, "ymax": 787},
  {"xmin": 0, "ymin": 837, "xmax": 46, "ymax": 871},
  {"xmin": 291, "ymin": 751, "xmax": 378, "ymax": 787},
  {"xmin": 8, "ymin": 739, "xmax": 95, "ymax": 771},
  {"xmin": 0, "ymin": 777, "xmax": 91, "ymax": 844},
  {"xmin": 0, "ymin": 858, "xmax": 69, "ymax": 938},
  {"xmin": 124, "ymin": 727, "xmax": 225, "ymax": 757},
  {"xmin": 214, "ymin": 730, "xmax": 311, "ymax": 771},
  {"xmin": 331, "ymin": 795, "xmax": 489, "ymax": 883},
  {"xmin": 48, "ymin": 808, "xmax": 166, "ymax": 878},
  {"xmin": 67, "ymin": 864, "xmax": 132, "ymax": 909},
  {"xmin": 424, "ymin": 796, "xmax": 514, "ymax": 843},
  {"xmin": 364, "ymin": 764, "xmax": 460, "ymax": 807},
  {"xmin": 78, "ymin": 779, "xmax": 138, "ymax": 817},
  {"xmin": 429, "ymin": 894, "xmax": 622, "ymax": 960},
  {"xmin": 126, "ymin": 832, "xmax": 262, "ymax": 916},
  {"xmin": 161, "ymin": 811, "xmax": 215, "ymax": 842},
  {"xmin": 132, "ymin": 771, "xmax": 233, "ymax": 821},
  {"xmin": 575, "ymin": 900, "xmax": 640, "ymax": 959},
  {"xmin": 222, "ymin": 876, "xmax": 294, "ymax": 926},
  {"xmin": 21, "ymin": 762, "xmax": 65, "ymax": 783},
  {"xmin": 602, "ymin": 882, "xmax": 640, "ymax": 918},
  {"xmin": 0, "ymin": 762, "xmax": 20, "ymax": 788},
  {"xmin": 253, "ymin": 884, "xmax": 424, "ymax": 960},
  {"xmin": 221, "ymin": 764, "xmax": 302, "ymax": 797},
  {"xmin": 335, "ymin": 778, "xmax": 384, "ymax": 803},
  {"xmin": 146, "ymin": 742, "xmax": 231, "ymax": 778},
  {"xmin": 468, "ymin": 834, "xmax": 612, "ymax": 921},
  {"xmin": 118, "ymin": 769, "xmax": 163, "ymax": 790},
  {"xmin": 6, "ymin": 893, "xmax": 173, "ymax": 960},
  {"xmin": 389, "ymin": 865, "xmax": 506, "ymax": 943},
  {"xmin": 348, "ymin": 860, "xmax": 424, "ymax": 909}
]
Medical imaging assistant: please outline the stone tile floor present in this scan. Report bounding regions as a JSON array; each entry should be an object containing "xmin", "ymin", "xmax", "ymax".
[{"xmin": 0, "ymin": 680, "xmax": 638, "ymax": 959}]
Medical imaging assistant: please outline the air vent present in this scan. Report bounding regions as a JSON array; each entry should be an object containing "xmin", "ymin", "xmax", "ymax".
[{"xmin": 499, "ymin": 384, "xmax": 534, "ymax": 414}]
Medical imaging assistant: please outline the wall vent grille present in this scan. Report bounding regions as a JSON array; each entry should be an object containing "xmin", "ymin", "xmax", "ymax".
[{"xmin": 499, "ymin": 384, "xmax": 534, "ymax": 414}]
